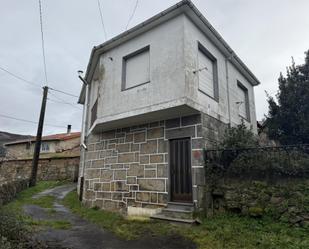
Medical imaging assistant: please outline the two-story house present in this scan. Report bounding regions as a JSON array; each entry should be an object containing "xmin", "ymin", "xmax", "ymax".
[{"xmin": 78, "ymin": 0, "xmax": 260, "ymax": 220}]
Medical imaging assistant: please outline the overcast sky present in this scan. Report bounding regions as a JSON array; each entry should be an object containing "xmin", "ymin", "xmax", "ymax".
[{"xmin": 0, "ymin": 0, "xmax": 309, "ymax": 136}]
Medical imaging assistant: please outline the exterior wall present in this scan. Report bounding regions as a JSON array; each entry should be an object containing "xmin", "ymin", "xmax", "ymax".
[
  {"xmin": 87, "ymin": 15, "xmax": 186, "ymax": 130},
  {"xmin": 183, "ymin": 16, "xmax": 257, "ymax": 132},
  {"xmin": 0, "ymin": 156, "xmax": 80, "ymax": 186},
  {"xmin": 5, "ymin": 137, "xmax": 80, "ymax": 159},
  {"xmin": 81, "ymin": 113, "xmax": 227, "ymax": 211}
]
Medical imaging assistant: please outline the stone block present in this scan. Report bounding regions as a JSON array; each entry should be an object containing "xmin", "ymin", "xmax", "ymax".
[
  {"xmin": 114, "ymin": 170, "xmax": 126, "ymax": 180},
  {"xmin": 145, "ymin": 169, "xmax": 156, "ymax": 178},
  {"xmin": 140, "ymin": 140, "xmax": 157, "ymax": 154},
  {"xmin": 158, "ymin": 139, "xmax": 168, "ymax": 153},
  {"xmin": 181, "ymin": 114, "xmax": 201, "ymax": 126},
  {"xmin": 101, "ymin": 130, "xmax": 115, "ymax": 140},
  {"xmin": 93, "ymin": 199, "xmax": 103, "ymax": 208},
  {"xmin": 127, "ymin": 164, "xmax": 144, "ymax": 177},
  {"xmin": 95, "ymin": 142, "xmax": 104, "ymax": 150},
  {"xmin": 116, "ymin": 132, "xmax": 125, "ymax": 138},
  {"xmin": 111, "ymin": 164, "xmax": 124, "ymax": 169},
  {"xmin": 100, "ymin": 169, "xmax": 113, "ymax": 181},
  {"xmin": 134, "ymin": 132, "xmax": 146, "ymax": 143},
  {"xmin": 150, "ymin": 154, "xmax": 164, "ymax": 163},
  {"xmin": 105, "ymin": 157, "xmax": 117, "ymax": 164},
  {"xmin": 85, "ymin": 169, "xmax": 100, "ymax": 179},
  {"xmin": 158, "ymin": 193, "xmax": 168, "ymax": 204},
  {"xmin": 157, "ymin": 164, "xmax": 168, "ymax": 177},
  {"xmin": 94, "ymin": 182, "xmax": 102, "ymax": 191},
  {"xmin": 84, "ymin": 190, "xmax": 95, "ymax": 199},
  {"xmin": 147, "ymin": 127, "xmax": 164, "ymax": 139},
  {"xmin": 116, "ymin": 143, "xmax": 130, "ymax": 153},
  {"xmin": 140, "ymin": 155, "xmax": 149, "ymax": 164},
  {"xmin": 118, "ymin": 153, "xmax": 135, "ymax": 163},
  {"xmin": 136, "ymin": 192, "xmax": 150, "ymax": 202},
  {"xmin": 113, "ymin": 181, "xmax": 129, "ymax": 192},
  {"xmin": 97, "ymin": 192, "xmax": 112, "ymax": 200},
  {"xmin": 125, "ymin": 133, "xmax": 134, "ymax": 142},
  {"xmin": 112, "ymin": 192, "xmax": 122, "ymax": 200},
  {"xmin": 138, "ymin": 179, "xmax": 165, "ymax": 192},
  {"xmin": 151, "ymin": 193, "xmax": 158, "ymax": 203},
  {"xmin": 103, "ymin": 200, "xmax": 119, "ymax": 211},
  {"xmin": 127, "ymin": 177, "xmax": 136, "ymax": 184},
  {"xmin": 165, "ymin": 118, "xmax": 180, "ymax": 129},
  {"xmin": 92, "ymin": 159, "xmax": 104, "ymax": 168},
  {"xmin": 102, "ymin": 183, "xmax": 111, "ymax": 191},
  {"xmin": 165, "ymin": 126, "xmax": 195, "ymax": 139}
]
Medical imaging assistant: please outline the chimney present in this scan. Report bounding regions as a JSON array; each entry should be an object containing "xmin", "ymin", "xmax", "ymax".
[{"xmin": 67, "ymin": 125, "xmax": 72, "ymax": 134}]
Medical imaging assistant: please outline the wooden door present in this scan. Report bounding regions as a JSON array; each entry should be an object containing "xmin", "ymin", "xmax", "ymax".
[{"xmin": 169, "ymin": 138, "xmax": 192, "ymax": 202}]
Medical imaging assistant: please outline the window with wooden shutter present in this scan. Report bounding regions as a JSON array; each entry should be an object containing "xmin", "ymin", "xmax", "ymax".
[
  {"xmin": 237, "ymin": 81, "xmax": 250, "ymax": 121},
  {"xmin": 197, "ymin": 42, "xmax": 218, "ymax": 100},
  {"xmin": 122, "ymin": 46, "xmax": 150, "ymax": 90}
]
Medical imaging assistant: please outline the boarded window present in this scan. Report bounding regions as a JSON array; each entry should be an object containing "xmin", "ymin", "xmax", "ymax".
[
  {"xmin": 122, "ymin": 46, "xmax": 150, "ymax": 90},
  {"xmin": 237, "ymin": 81, "xmax": 250, "ymax": 121},
  {"xmin": 41, "ymin": 142, "xmax": 49, "ymax": 152},
  {"xmin": 197, "ymin": 43, "xmax": 218, "ymax": 100}
]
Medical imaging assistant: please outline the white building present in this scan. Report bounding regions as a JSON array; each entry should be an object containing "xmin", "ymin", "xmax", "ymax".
[{"xmin": 78, "ymin": 0, "xmax": 260, "ymax": 220}]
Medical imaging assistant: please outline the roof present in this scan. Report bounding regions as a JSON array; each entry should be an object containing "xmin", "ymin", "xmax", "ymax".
[
  {"xmin": 78, "ymin": 0, "xmax": 260, "ymax": 104},
  {"xmin": 4, "ymin": 132, "xmax": 81, "ymax": 146}
]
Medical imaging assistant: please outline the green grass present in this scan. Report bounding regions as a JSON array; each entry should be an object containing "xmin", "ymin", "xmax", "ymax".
[
  {"xmin": 1, "ymin": 181, "xmax": 72, "ymax": 230},
  {"xmin": 63, "ymin": 191, "xmax": 309, "ymax": 249}
]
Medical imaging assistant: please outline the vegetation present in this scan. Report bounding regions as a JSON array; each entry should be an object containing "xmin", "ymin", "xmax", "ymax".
[
  {"xmin": 266, "ymin": 50, "xmax": 309, "ymax": 145},
  {"xmin": 220, "ymin": 121, "xmax": 258, "ymax": 149},
  {"xmin": 63, "ymin": 190, "xmax": 309, "ymax": 249},
  {"xmin": 0, "ymin": 181, "xmax": 69, "ymax": 248}
]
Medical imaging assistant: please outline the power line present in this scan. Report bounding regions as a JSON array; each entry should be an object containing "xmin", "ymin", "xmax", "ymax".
[
  {"xmin": 97, "ymin": 0, "xmax": 107, "ymax": 41},
  {"xmin": 0, "ymin": 66, "xmax": 41, "ymax": 88},
  {"xmin": 0, "ymin": 113, "xmax": 66, "ymax": 128},
  {"xmin": 38, "ymin": 0, "xmax": 48, "ymax": 85},
  {"xmin": 49, "ymin": 87, "xmax": 79, "ymax": 98},
  {"xmin": 49, "ymin": 92, "xmax": 82, "ymax": 110},
  {"xmin": 125, "ymin": 0, "xmax": 139, "ymax": 30}
]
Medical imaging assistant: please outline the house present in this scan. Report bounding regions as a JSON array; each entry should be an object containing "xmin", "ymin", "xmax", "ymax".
[
  {"xmin": 4, "ymin": 127, "xmax": 80, "ymax": 159},
  {"xmin": 77, "ymin": 0, "xmax": 259, "ymax": 220}
]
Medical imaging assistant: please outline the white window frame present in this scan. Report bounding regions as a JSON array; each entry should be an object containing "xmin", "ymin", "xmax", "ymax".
[
  {"xmin": 41, "ymin": 142, "xmax": 50, "ymax": 152},
  {"xmin": 237, "ymin": 81, "xmax": 250, "ymax": 122},
  {"xmin": 197, "ymin": 42, "xmax": 219, "ymax": 101},
  {"xmin": 122, "ymin": 45, "xmax": 150, "ymax": 90}
]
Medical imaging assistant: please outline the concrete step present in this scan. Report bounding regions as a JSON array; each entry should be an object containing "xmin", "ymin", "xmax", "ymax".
[
  {"xmin": 161, "ymin": 208, "xmax": 193, "ymax": 220},
  {"xmin": 150, "ymin": 214, "xmax": 197, "ymax": 224},
  {"xmin": 167, "ymin": 202, "xmax": 194, "ymax": 211}
]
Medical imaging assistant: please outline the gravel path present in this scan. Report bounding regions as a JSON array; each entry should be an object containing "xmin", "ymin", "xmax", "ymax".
[{"xmin": 23, "ymin": 183, "xmax": 195, "ymax": 249}]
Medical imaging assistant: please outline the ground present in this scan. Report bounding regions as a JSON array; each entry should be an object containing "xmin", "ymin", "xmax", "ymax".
[{"xmin": 1, "ymin": 181, "xmax": 308, "ymax": 249}]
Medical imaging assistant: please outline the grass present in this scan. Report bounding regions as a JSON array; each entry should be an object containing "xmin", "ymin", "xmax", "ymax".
[
  {"xmin": 63, "ymin": 191, "xmax": 309, "ymax": 249},
  {"xmin": 1, "ymin": 181, "xmax": 72, "ymax": 231}
]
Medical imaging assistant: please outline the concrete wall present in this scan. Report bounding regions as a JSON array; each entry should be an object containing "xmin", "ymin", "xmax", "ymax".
[
  {"xmin": 0, "ymin": 157, "xmax": 79, "ymax": 185},
  {"xmin": 183, "ymin": 16, "xmax": 257, "ymax": 132},
  {"xmin": 87, "ymin": 15, "xmax": 186, "ymax": 130}
]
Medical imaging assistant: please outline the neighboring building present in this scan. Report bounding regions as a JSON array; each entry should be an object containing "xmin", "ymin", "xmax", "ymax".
[
  {"xmin": 77, "ymin": 0, "xmax": 260, "ymax": 220},
  {"xmin": 4, "ymin": 130, "xmax": 80, "ymax": 159}
]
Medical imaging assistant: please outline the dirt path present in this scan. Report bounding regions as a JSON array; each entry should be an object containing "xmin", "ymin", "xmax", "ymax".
[{"xmin": 23, "ymin": 183, "xmax": 195, "ymax": 249}]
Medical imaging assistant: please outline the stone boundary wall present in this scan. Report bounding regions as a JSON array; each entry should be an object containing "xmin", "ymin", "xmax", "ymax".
[
  {"xmin": 82, "ymin": 114, "xmax": 209, "ymax": 211},
  {"xmin": 0, "ymin": 179, "xmax": 28, "ymax": 206},
  {"xmin": 0, "ymin": 156, "xmax": 79, "ymax": 186}
]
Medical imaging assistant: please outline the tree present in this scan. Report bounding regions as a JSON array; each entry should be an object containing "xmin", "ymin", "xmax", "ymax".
[{"xmin": 266, "ymin": 50, "xmax": 309, "ymax": 144}]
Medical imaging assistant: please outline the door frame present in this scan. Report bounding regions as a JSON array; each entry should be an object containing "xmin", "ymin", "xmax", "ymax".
[{"xmin": 167, "ymin": 137, "xmax": 193, "ymax": 203}]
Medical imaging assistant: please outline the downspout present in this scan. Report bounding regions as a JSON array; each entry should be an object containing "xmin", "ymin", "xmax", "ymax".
[
  {"xmin": 78, "ymin": 75, "xmax": 89, "ymax": 201},
  {"xmin": 225, "ymin": 56, "xmax": 232, "ymax": 127}
]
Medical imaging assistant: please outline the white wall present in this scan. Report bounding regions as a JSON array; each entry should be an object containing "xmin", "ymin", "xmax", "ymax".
[
  {"xmin": 87, "ymin": 15, "xmax": 186, "ymax": 129},
  {"xmin": 183, "ymin": 16, "xmax": 257, "ymax": 132}
]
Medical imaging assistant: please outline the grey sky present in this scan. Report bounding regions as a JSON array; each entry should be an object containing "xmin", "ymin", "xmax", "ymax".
[{"xmin": 0, "ymin": 0, "xmax": 308, "ymax": 136}]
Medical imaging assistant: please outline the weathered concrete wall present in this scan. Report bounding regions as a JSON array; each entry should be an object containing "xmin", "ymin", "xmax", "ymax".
[
  {"xmin": 80, "ymin": 112, "xmax": 228, "ymax": 212},
  {"xmin": 0, "ymin": 157, "xmax": 79, "ymax": 185}
]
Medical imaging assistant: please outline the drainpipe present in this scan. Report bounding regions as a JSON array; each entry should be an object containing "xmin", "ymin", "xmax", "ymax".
[
  {"xmin": 225, "ymin": 56, "xmax": 232, "ymax": 127},
  {"xmin": 78, "ymin": 74, "xmax": 89, "ymax": 201}
]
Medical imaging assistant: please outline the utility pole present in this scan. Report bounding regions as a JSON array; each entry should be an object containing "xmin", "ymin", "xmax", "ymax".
[{"xmin": 29, "ymin": 86, "xmax": 48, "ymax": 187}]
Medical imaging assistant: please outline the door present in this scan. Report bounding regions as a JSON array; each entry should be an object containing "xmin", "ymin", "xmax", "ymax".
[{"xmin": 169, "ymin": 138, "xmax": 192, "ymax": 202}]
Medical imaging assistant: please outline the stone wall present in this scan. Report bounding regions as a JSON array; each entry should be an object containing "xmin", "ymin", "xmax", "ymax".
[
  {"xmin": 0, "ymin": 156, "xmax": 79, "ymax": 185},
  {"xmin": 82, "ymin": 113, "xmax": 223, "ymax": 211},
  {"xmin": 0, "ymin": 179, "xmax": 28, "ymax": 206},
  {"xmin": 209, "ymin": 177, "xmax": 309, "ymax": 226}
]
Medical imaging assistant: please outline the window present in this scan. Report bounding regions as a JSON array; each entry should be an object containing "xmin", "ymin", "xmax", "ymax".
[
  {"xmin": 90, "ymin": 98, "xmax": 98, "ymax": 127},
  {"xmin": 41, "ymin": 142, "xmax": 49, "ymax": 152},
  {"xmin": 122, "ymin": 46, "xmax": 150, "ymax": 90},
  {"xmin": 197, "ymin": 42, "xmax": 218, "ymax": 100},
  {"xmin": 237, "ymin": 81, "xmax": 250, "ymax": 121},
  {"xmin": 26, "ymin": 143, "xmax": 30, "ymax": 150}
]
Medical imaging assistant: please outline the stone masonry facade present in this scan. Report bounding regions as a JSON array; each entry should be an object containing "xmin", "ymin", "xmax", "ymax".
[{"xmin": 82, "ymin": 112, "xmax": 228, "ymax": 211}]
